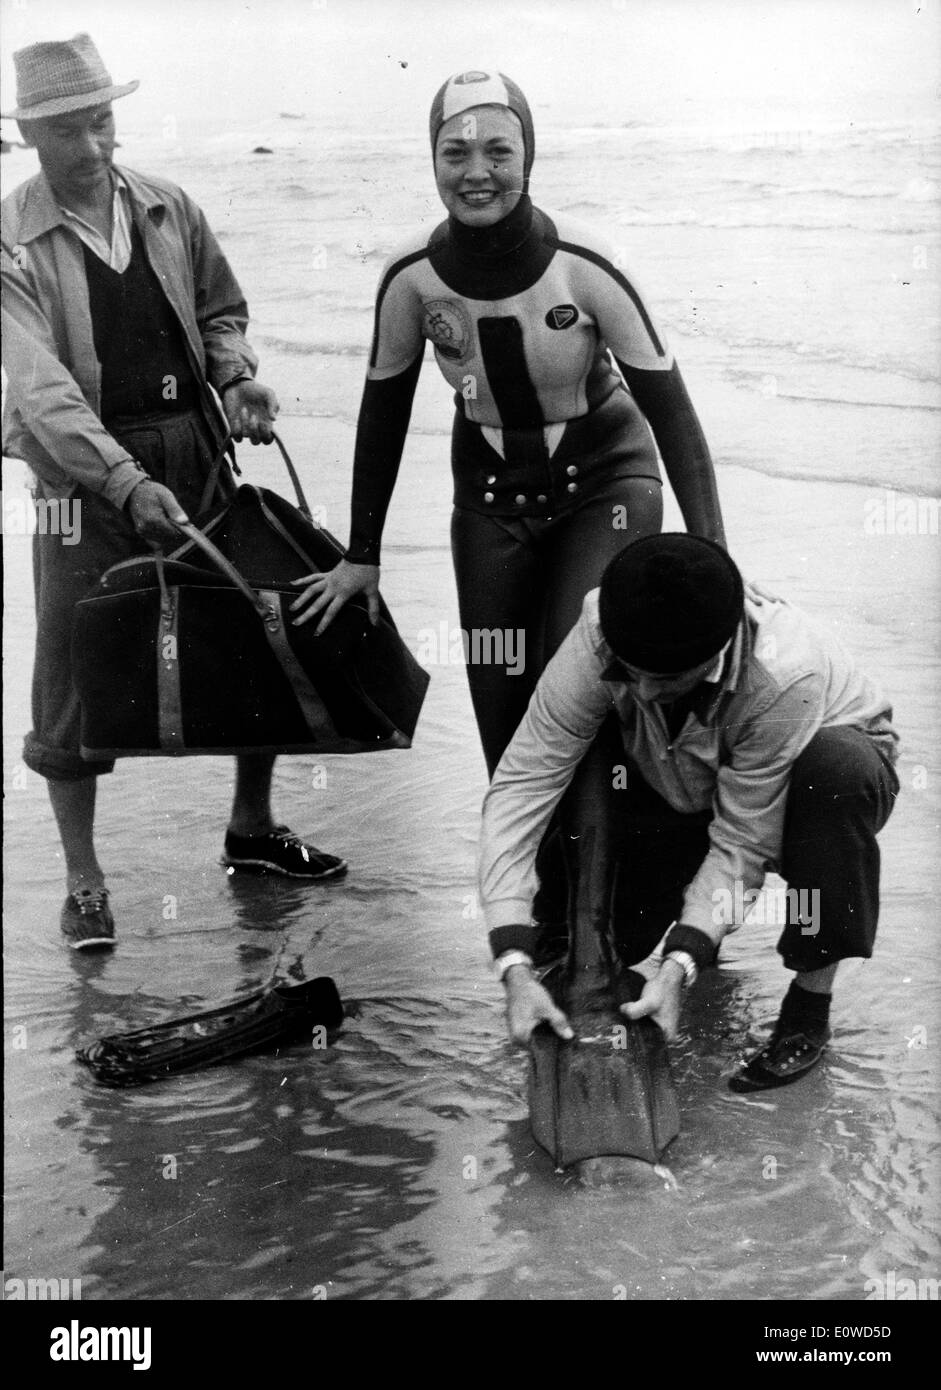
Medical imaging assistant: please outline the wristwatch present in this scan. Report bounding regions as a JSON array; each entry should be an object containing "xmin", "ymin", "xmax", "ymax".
[
  {"xmin": 493, "ymin": 950, "xmax": 534, "ymax": 982},
  {"xmin": 663, "ymin": 950, "xmax": 698, "ymax": 988}
]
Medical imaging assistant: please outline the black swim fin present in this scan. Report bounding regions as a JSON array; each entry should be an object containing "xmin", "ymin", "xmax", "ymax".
[{"xmin": 77, "ymin": 976, "xmax": 343, "ymax": 1086}]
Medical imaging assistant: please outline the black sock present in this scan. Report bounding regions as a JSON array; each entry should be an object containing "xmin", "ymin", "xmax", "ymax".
[{"xmin": 777, "ymin": 981, "xmax": 831, "ymax": 1039}]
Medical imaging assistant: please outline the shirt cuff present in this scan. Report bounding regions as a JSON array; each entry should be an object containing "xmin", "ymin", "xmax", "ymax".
[
  {"xmin": 217, "ymin": 372, "xmax": 255, "ymax": 395},
  {"xmin": 209, "ymin": 357, "xmax": 257, "ymax": 395},
  {"xmin": 488, "ymin": 922, "xmax": 538, "ymax": 958},
  {"xmin": 674, "ymin": 902, "xmax": 726, "ymax": 948},
  {"xmin": 101, "ymin": 459, "xmax": 150, "ymax": 511}
]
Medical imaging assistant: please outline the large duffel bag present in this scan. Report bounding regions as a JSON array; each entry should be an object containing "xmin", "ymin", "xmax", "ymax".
[{"xmin": 72, "ymin": 433, "xmax": 430, "ymax": 757}]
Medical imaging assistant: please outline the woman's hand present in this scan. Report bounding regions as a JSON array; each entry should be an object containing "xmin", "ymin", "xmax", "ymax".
[
  {"xmin": 619, "ymin": 958, "xmax": 685, "ymax": 1042},
  {"xmin": 289, "ymin": 559, "xmax": 380, "ymax": 635}
]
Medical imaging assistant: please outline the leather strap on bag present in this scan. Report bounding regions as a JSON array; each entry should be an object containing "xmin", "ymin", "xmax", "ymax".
[
  {"xmin": 197, "ymin": 436, "xmax": 239, "ymax": 516},
  {"xmin": 171, "ymin": 522, "xmax": 339, "ymax": 743},
  {"xmin": 153, "ymin": 553, "xmax": 185, "ymax": 750},
  {"xmin": 270, "ymin": 432, "xmax": 312, "ymax": 519},
  {"xmin": 196, "ymin": 431, "xmax": 312, "ymax": 519},
  {"xmin": 174, "ymin": 522, "xmax": 280, "ymax": 628}
]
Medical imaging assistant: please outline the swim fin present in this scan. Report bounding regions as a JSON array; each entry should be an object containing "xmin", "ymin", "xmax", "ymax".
[
  {"xmin": 529, "ymin": 969, "xmax": 680, "ymax": 1167},
  {"xmin": 77, "ymin": 976, "xmax": 343, "ymax": 1086},
  {"xmin": 528, "ymin": 716, "xmax": 681, "ymax": 1168}
]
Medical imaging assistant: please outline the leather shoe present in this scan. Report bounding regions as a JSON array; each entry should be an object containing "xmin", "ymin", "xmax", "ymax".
[{"xmin": 729, "ymin": 1027, "xmax": 830, "ymax": 1092}]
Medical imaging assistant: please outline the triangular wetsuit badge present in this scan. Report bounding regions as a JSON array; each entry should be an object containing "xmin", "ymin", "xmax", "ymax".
[{"xmin": 546, "ymin": 304, "xmax": 578, "ymax": 330}]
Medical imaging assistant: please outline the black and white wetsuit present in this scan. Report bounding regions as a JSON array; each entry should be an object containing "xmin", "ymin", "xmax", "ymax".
[{"xmin": 346, "ymin": 194, "xmax": 725, "ymax": 773}]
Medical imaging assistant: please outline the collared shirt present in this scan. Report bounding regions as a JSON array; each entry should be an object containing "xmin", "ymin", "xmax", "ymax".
[
  {"xmin": 478, "ymin": 582, "xmax": 899, "ymax": 949},
  {"xmin": 702, "ymin": 643, "xmax": 729, "ymax": 686},
  {"xmin": 2, "ymin": 164, "xmax": 257, "ymax": 508},
  {"xmin": 58, "ymin": 172, "xmax": 132, "ymax": 272},
  {"xmin": 610, "ymin": 640, "xmax": 730, "ymax": 686}
]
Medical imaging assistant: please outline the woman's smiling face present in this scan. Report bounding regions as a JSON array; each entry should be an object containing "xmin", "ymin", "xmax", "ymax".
[{"xmin": 434, "ymin": 105, "xmax": 525, "ymax": 226}]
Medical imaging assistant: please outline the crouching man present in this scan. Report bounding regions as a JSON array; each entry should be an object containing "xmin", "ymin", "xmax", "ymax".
[{"xmin": 478, "ymin": 534, "xmax": 899, "ymax": 1091}]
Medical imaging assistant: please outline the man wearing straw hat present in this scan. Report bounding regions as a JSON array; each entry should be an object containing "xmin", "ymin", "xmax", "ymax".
[{"xmin": 2, "ymin": 34, "xmax": 347, "ymax": 950}]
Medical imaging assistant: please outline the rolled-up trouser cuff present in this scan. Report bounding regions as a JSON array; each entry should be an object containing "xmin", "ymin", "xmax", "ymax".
[{"xmin": 22, "ymin": 732, "xmax": 115, "ymax": 781}]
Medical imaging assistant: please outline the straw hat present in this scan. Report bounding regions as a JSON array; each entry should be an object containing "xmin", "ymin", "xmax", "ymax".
[{"xmin": 3, "ymin": 33, "xmax": 138, "ymax": 121}]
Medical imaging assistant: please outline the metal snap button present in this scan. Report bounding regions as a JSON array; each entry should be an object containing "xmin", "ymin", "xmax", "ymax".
[
  {"xmin": 566, "ymin": 464, "xmax": 578, "ymax": 476},
  {"xmin": 536, "ymin": 493, "xmax": 547, "ymax": 503},
  {"xmin": 484, "ymin": 492, "xmax": 495, "ymax": 503},
  {"xmin": 486, "ymin": 475, "xmax": 496, "ymax": 485},
  {"xmin": 514, "ymin": 493, "xmax": 527, "ymax": 504},
  {"xmin": 567, "ymin": 482, "xmax": 578, "ymax": 493}
]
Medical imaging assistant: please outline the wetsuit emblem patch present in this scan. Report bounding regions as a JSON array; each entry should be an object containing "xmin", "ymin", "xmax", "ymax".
[
  {"xmin": 546, "ymin": 304, "xmax": 579, "ymax": 330},
  {"xmin": 423, "ymin": 299, "xmax": 474, "ymax": 362}
]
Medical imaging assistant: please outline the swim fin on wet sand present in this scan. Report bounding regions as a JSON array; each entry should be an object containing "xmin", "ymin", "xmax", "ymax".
[
  {"xmin": 528, "ymin": 808, "xmax": 680, "ymax": 1174},
  {"xmin": 77, "ymin": 976, "xmax": 344, "ymax": 1086}
]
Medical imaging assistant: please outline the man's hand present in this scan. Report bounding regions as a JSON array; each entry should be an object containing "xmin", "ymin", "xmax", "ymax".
[
  {"xmin": 620, "ymin": 958, "xmax": 686, "ymax": 1042},
  {"xmin": 127, "ymin": 479, "xmax": 189, "ymax": 547},
  {"xmin": 221, "ymin": 378, "xmax": 280, "ymax": 444},
  {"xmin": 504, "ymin": 965, "xmax": 574, "ymax": 1047},
  {"xmin": 290, "ymin": 558, "xmax": 380, "ymax": 634}
]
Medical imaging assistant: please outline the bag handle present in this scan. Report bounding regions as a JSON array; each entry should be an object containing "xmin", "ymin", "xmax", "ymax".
[
  {"xmin": 196, "ymin": 436, "xmax": 239, "ymax": 516},
  {"xmin": 270, "ymin": 432, "xmax": 312, "ymax": 519},
  {"xmin": 198, "ymin": 430, "xmax": 312, "ymax": 519},
  {"xmin": 174, "ymin": 521, "xmax": 281, "ymax": 630}
]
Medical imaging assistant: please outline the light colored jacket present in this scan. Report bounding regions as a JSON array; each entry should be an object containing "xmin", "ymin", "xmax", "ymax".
[
  {"xmin": 1, "ymin": 165, "xmax": 257, "ymax": 508},
  {"xmin": 479, "ymin": 582, "xmax": 899, "ymax": 947}
]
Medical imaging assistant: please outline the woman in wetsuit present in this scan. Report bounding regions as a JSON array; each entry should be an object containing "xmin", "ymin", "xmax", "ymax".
[{"xmin": 293, "ymin": 70, "xmax": 726, "ymax": 778}]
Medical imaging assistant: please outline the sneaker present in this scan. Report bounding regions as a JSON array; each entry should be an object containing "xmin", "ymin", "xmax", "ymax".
[
  {"xmin": 221, "ymin": 825, "xmax": 348, "ymax": 880},
  {"xmin": 61, "ymin": 886, "xmax": 115, "ymax": 951}
]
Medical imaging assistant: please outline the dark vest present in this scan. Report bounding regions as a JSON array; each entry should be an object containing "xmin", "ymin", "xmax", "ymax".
[{"xmin": 83, "ymin": 221, "xmax": 199, "ymax": 419}]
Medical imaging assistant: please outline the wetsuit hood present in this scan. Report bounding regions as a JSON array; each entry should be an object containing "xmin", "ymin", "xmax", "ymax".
[{"xmin": 429, "ymin": 69, "xmax": 535, "ymax": 193}]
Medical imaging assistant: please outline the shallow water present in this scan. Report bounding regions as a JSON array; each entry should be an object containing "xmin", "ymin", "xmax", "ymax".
[
  {"xmin": 4, "ymin": 439, "xmax": 939, "ymax": 1300},
  {"xmin": 3, "ymin": 0, "xmax": 940, "ymax": 1300}
]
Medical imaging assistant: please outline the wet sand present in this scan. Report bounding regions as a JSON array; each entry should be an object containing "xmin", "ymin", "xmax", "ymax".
[
  {"xmin": 3, "ymin": 0, "xmax": 938, "ymax": 1295},
  {"xmin": 4, "ymin": 422, "xmax": 939, "ymax": 1300}
]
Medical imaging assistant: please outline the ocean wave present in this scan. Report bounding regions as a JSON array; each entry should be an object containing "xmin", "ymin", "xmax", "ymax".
[
  {"xmin": 613, "ymin": 208, "xmax": 937, "ymax": 234},
  {"xmin": 777, "ymin": 183, "xmax": 910, "ymax": 201},
  {"xmin": 720, "ymin": 455, "xmax": 935, "ymax": 497},
  {"xmin": 755, "ymin": 177, "xmax": 938, "ymax": 204},
  {"xmin": 556, "ymin": 200, "xmax": 612, "ymax": 216},
  {"xmin": 719, "ymin": 346, "xmax": 940, "ymax": 390},
  {"xmin": 713, "ymin": 178, "xmax": 941, "ymax": 206},
  {"xmin": 548, "ymin": 119, "xmax": 939, "ymax": 153},
  {"xmin": 259, "ymin": 407, "xmax": 451, "ymax": 442},
  {"xmin": 279, "ymin": 182, "xmax": 330, "ymax": 200},
  {"xmin": 254, "ymin": 335, "xmax": 368, "ymax": 358},
  {"xmin": 769, "ymin": 391, "xmax": 940, "ymax": 414}
]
